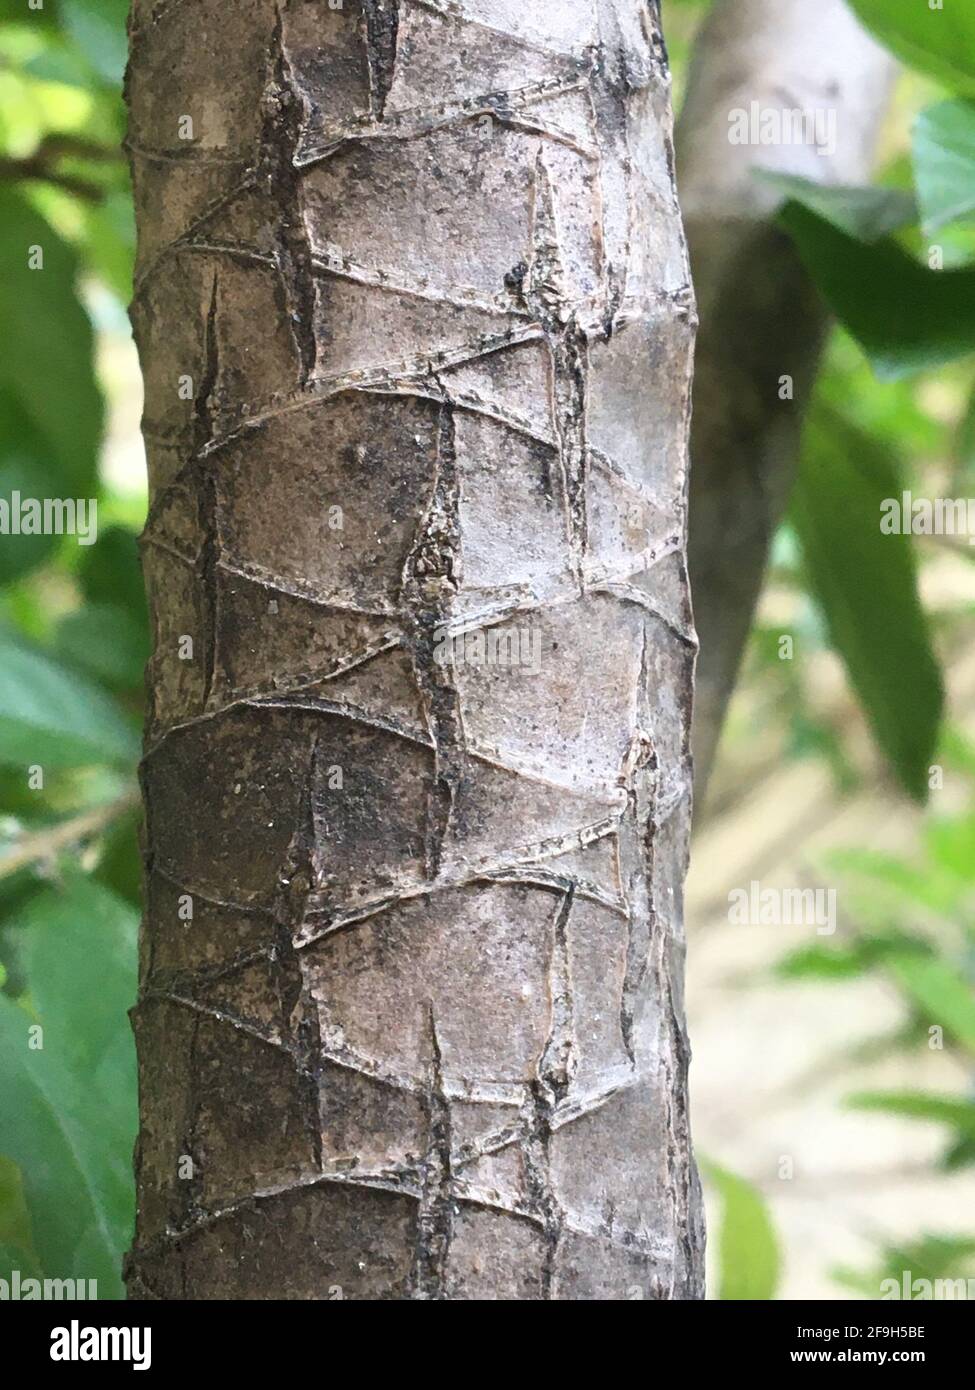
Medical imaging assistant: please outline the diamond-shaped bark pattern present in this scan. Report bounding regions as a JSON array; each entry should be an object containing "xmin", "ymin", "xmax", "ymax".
[{"xmin": 130, "ymin": 0, "xmax": 702, "ymax": 1299}]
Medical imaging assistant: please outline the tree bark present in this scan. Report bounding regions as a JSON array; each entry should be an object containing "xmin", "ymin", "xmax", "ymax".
[
  {"xmin": 125, "ymin": 0, "xmax": 703, "ymax": 1300},
  {"xmin": 677, "ymin": 0, "xmax": 895, "ymax": 801}
]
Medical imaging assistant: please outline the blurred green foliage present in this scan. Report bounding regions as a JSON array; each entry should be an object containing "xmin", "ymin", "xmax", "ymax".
[
  {"xmin": 774, "ymin": 757, "xmax": 975, "ymax": 1294},
  {"xmin": 704, "ymin": 1161, "xmax": 781, "ymax": 1301},
  {"xmin": 0, "ymin": 0, "xmax": 139, "ymax": 1299},
  {"xmin": 848, "ymin": 0, "xmax": 975, "ymax": 96},
  {"xmin": 0, "ymin": 0, "xmax": 972, "ymax": 1301},
  {"xmin": 0, "ymin": 874, "xmax": 137, "ymax": 1299}
]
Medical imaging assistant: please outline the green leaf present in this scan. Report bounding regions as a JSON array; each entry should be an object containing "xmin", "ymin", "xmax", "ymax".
[
  {"xmin": 780, "ymin": 200, "xmax": 975, "ymax": 379},
  {"xmin": 925, "ymin": 815, "xmax": 975, "ymax": 882},
  {"xmin": 914, "ymin": 101, "xmax": 975, "ymax": 235},
  {"xmin": 0, "ymin": 1243, "xmax": 42, "ymax": 1285},
  {"xmin": 758, "ymin": 172, "xmax": 918, "ymax": 241},
  {"xmin": 704, "ymin": 1161, "xmax": 780, "ymax": 1301},
  {"xmin": 0, "ymin": 1000, "xmax": 126, "ymax": 1292},
  {"xmin": 944, "ymin": 1134, "xmax": 975, "ymax": 1170},
  {"xmin": 886, "ymin": 1235, "xmax": 975, "ymax": 1282},
  {"xmin": 0, "ymin": 633, "xmax": 139, "ymax": 769},
  {"xmin": 24, "ymin": 874, "xmax": 138, "ymax": 1076},
  {"xmin": 82, "ymin": 189, "xmax": 136, "ymax": 302},
  {"xmin": 888, "ymin": 1235, "xmax": 975, "ymax": 1285},
  {"xmin": 777, "ymin": 943, "xmax": 868, "ymax": 982},
  {"xmin": 938, "ymin": 725, "xmax": 975, "ymax": 777},
  {"xmin": 848, "ymin": 0, "xmax": 975, "ymax": 94},
  {"xmin": 792, "ymin": 408, "xmax": 944, "ymax": 802},
  {"xmin": 78, "ymin": 524, "xmax": 144, "ymax": 610},
  {"xmin": 58, "ymin": 0, "xmax": 131, "ymax": 87},
  {"xmin": 0, "ymin": 0, "xmax": 56, "ymax": 26},
  {"xmin": 55, "ymin": 603, "xmax": 149, "ymax": 691},
  {"xmin": 834, "ymin": 1233, "xmax": 975, "ymax": 1295},
  {"xmin": 826, "ymin": 845, "xmax": 965, "ymax": 916},
  {"xmin": 0, "ymin": 1155, "xmax": 36, "ymax": 1261},
  {"xmin": 24, "ymin": 42, "xmax": 98, "ymax": 91},
  {"xmin": 847, "ymin": 1090, "xmax": 975, "ymax": 1133},
  {"xmin": 0, "ymin": 189, "xmax": 102, "ymax": 495},
  {"xmin": 0, "ymin": 390, "xmax": 60, "ymax": 584},
  {"xmin": 955, "ymin": 378, "xmax": 975, "ymax": 485},
  {"xmin": 887, "ymin": 953, "xmax": 975, "ymax": 1052},
  {"xmin": 93, "ymin": 807, "xmax": 144, "ymax": 908},
  {"xmin": 0, "ymin": 876, "xmax": 137, "ymax": 1295},
  {"xmin": 776, "ymin": 932, "xmax": 926, "ymax": 982}
]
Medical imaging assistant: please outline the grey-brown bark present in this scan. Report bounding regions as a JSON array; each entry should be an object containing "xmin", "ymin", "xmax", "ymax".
[
  {"xmin": 677, "ymin": 0, "xmax": 895, "ymax": 799},
  {"xmin": 125, "ymin": 0, "xmax": 702, "ymax": 1300}
]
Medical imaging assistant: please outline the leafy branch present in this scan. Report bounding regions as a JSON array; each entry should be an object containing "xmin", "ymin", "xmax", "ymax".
[
  {"xmin": 0, "ymin": 135, "xmax": 122, "ymax": 204},
  {"xmin": 0, "ymin": 789, "xmax": 139, "ymax": 881}
]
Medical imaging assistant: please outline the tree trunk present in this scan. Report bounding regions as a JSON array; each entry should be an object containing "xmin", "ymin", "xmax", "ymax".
[
  {"xmin": 677, "ymin": 0, "xmax": 894, "ymax": 800},
  {"xmin": 125, "ymin": 0, "xmax": 703, "ymax": 1301}
]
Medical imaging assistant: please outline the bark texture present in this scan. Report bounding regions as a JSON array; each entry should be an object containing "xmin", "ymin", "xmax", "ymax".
[
  {"xmin": 126, "ymin": 0, "xmax": 702, "ymax": 1300},
  {"xmin": 676, "ymin": 0, "xmax": 895, "ymax": 798}
]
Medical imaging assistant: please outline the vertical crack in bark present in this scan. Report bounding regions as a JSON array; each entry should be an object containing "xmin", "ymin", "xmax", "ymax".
[
  {"xmin": 413, "ymin": 1006, "xmax": 453, "ymax": 1299},
  {"xmin": 540, "ymin": 886, "xmax": 577, "ymax": 1104},
  {"xmin": 620, "ymin": 798, "xmax": 657, "ymax": 1067},
  {"xmin": 619, "ymin": 633, "xmax": 658, "ymax": 1065},
  {"xmin": 402, "ymin": 395, "xmax": 464, "ymax": 879},
  {"xmin": 192, "ymin": 272, "xmax": 220, "ymax": 450},
  {"xmin": 664, "ymin": 974, "xmax": 702, "ymax": 1298},
  {"xmin": 183, "ymin": 1012, "xmax": 205, "ymax": 1226},
  {"xmin": 276, "ymin": 729, "xmax": 326, "ymax": 1174},
  {"xmin": 524, "ymin": 886, "xmax": 575, "ymax": 1297},
  {"xmin": 196, "ymin": 272, "xmax": 220, "ymax": 708},
  {"xmin": 263, "ymin": 5, "xmax": 318, "ymax": 382},
  {"xmin": 362, "ymin": 0, "xmax": 401, "ymax": 121},
  {"xmin": 588, "ymin": 38, "xmax": 632, "ymax": 339},
  {"xmin": 522, "ymin": 153, "xmax": 590, "ymax": 576}
]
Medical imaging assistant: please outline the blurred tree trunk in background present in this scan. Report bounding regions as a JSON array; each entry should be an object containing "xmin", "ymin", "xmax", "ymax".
[
  {"xmin": 125, "ymin": 0, "xmax": 703, "ymax": 1300},
  {"xmin": 677, "ymin": 0, "xmax": 895, "ymax": 800}
]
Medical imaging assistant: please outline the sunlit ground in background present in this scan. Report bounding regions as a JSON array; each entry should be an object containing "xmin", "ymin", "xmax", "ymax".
[{"xmin": 691, "ymin": 545, "xmax": 975, "ymax": 1298}]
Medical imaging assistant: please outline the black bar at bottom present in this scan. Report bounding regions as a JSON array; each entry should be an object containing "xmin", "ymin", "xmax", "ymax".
[{"xmin": 0, "ymin": 1299, "xmax": 967, "ymax": 1374}]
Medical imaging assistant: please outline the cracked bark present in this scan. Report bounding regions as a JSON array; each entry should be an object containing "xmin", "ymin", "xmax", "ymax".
[
  {"xmin": 676, "ymin": 0, "xmax": 895, "ymax": 801},
  {"xmin": 126, "ymin": 0, "xmax": 703, "ymax": 1300}
]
